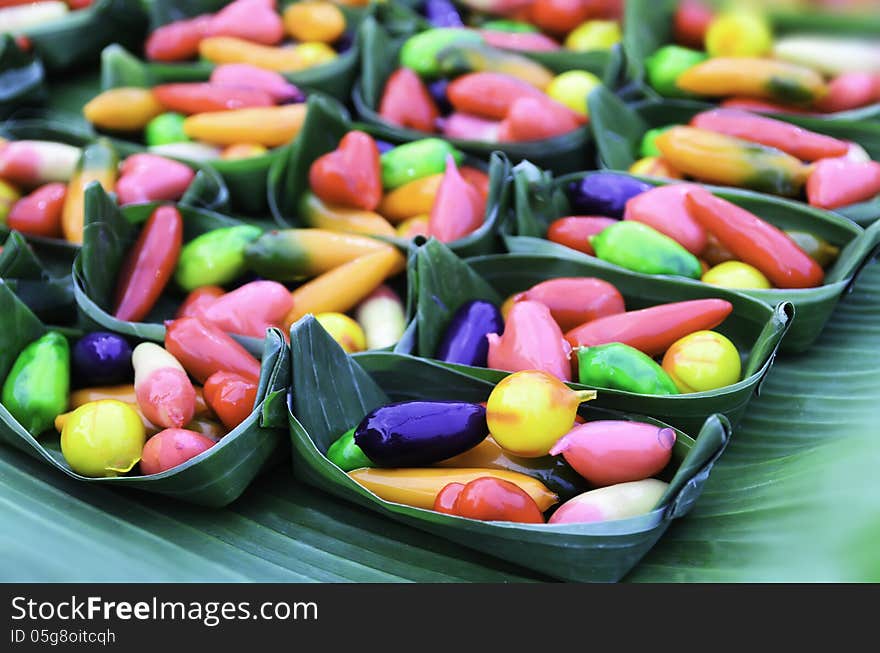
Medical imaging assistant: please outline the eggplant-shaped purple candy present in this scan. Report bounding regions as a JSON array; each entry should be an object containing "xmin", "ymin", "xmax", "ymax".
[
  {"xmin": 567, "ymin": 173, "xmax": 652, "ymax": 218},
  {"xmin": 423, "ymin": 0, "xmax": 464, "ymax": 28},
  {"xmin": 435, "ymin": 299, "xmax": 504, "ymax": 367},
  {"xmin": 72, "ymin": 332, "xmax": 133, "ymax": 385},
  {"xmin": 354, "ymin": 401, "xmax": 488, "ymax": 467}
]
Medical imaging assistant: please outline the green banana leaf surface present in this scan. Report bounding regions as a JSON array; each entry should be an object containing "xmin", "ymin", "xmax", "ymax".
[
  {"xmin": 621, "ymin": 0, "xmax": 880, "ymax": 122},
  {"xmin": 0, "ymin": 231, "xmax": 75, "ymax": 325},
  {"xmin": 506, "ymin": 162, "xmax": 880, "ymax": 352},
  {"xmin": 351, "ymin": 14, "xmax": 617, "ymax": 174},
  {"xmin": 0, "ymin": 34, "xmax": 46, "ymax": 118},
  {"xmin": 267, "ymin": 93, "xmax": 513, "ymax": 257},
  {"xmin": 288, "ymin": 314, "xmax": 731, "ymax": 582},
  {"xmin": 398, "ymin": 238, "xmax": 790, "ymax": 433},
  {"xmin": 589, "ymin": 87, "xmax": 880, "ymax": 225},
  {"xmin": 0, "ymin": 279, "xmax": 290, "ymax": 507}
]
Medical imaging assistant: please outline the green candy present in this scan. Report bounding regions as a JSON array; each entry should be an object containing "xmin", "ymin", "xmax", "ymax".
[
  {"xmin": 2, "ymin": 331, "xmax": 70, "ymax": 436},
  {"xmin": 640, "ymin": 126, "xmax": 675, "ymax": 158},
  {"xmin": 175, "ymin": 225, "xmax": 262, "ymax": 291},
  {"xmin": 399, "ymin": 28, "xmax": 484, "ymax": 78},
  {"xmin": 645, "ymin": 45, "xmax": 707, "ymax": 97},
  {"xmin": 481, "ymin": 20, "xmax": 539, "ymax": 34},
  {"xmin": 590, "ymin": 221, "xmax": 703, "ymax": 279},
  {"xmin": 380, "ymin": 139, "xmax": 464, "ymax": 189},
  {"xmin": 577, "ymin": 343, "xmax": 679, "ymax": 396},
  {"xmin": 327, "ymin": 428, "xmax": 373, "ymax": 472},
  {"xmin": 145, "ymin": 112, "xmax": 189, "ymax": 147}
]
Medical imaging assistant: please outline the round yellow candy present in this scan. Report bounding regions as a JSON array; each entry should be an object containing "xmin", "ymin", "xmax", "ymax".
[
  {"xmin": 705, "ymin": 11, "xmax": 773, "ymax": 58},
  {"xmin": 60, "ymin": 400, "xmax": 146, "ymax": 478},
  {"xmin": 565, "ymin": 20, "xmax": 621, "ymax": 52},
  {"xmin": 0, "ymin": 179, "xmax": 21, "ymax": 224},
  {"xmin": 487, "ymin": 370, "xmax": 592, "ymax": 458},
  {"xmin": 315, "ymin": 312, "xmax": 367, "ymax": 353},
  {"xmin": 662, "ymin": 331, "xmax": 742, "ymax": 393},
  {"xmin": 283, "ymin": 1, "xmax": 346, "ymax": 44},
  {"xmin": 545, "ymin": 70, "xmax": 602, "ymax": 117},
  {"xmin": 702, "ymin": 261, "xmax": 772, "ymax": 289}
]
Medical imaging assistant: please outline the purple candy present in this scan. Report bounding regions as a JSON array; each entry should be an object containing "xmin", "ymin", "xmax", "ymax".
[
  {"xmin": 435, "ymin": 300, "xmax": 504, "ymax": 368},
  {"xmin": 422, "ymin": 0, "xmax": 464, "ymax": 27},
  {"xmin": 375, "ymin": 139, "xmax": 396, "ymax": 154},
  {"xmin": 567, "ymin": 173, "xmax": 652, "ymax": 218},
  {"xmin": 72, "ymin": 332, "xmax": 133, "ymax": 385},
  {"xmin": 427, "ymin": 78, "xmax": 451, "ymax": 113}
]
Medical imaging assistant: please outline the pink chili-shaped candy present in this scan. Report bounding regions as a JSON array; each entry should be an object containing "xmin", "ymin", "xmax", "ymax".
[
  {"xmin": 145, "ymin": 15, "xmax": 212, "ymax": 62},
  {"xmin": 816, "ymin": 72, "xmax": 880, "ymax": 114},
  {"xmin": 379, "ymin": 68, "xmax": 440, "ymax": 133},
  {"xmin": 209, "ymin": 64, "xmax": 303, "ymax": 103},
  {"xmin": 549, "ymin": 420, "xmax": 676, "ymax": 487},
  {"xmin": 205, "ymin": 0, "xmax": 284, "ymax": 45},
  {"xmin": 447, "ymin": 72, "xmax": 546, "ymax": 121},
  {"xmin": 498, "ymin": 96, "xmax": 583, "ymax": 142},
  {"xmin": 441, "ymin": 112, "xmax": 501, "ymax": 142},
  {"xmin": 199, "ymin": 280, "xmax": 293, "ymax": 339},
  {"xmin": 427, "ymin": 154, "xmax": 486, "ymax": 243},
  {"xmin": 487, "ymin": 300, "xmax": 572, "ymax": 381},
  {"xmin": 807, "ymin": 159, "xmax": 880, "ymax": 210},
  {"xmin": 115, "ymin": 154, "xmax": 196, "ymax": 205},
  {"xmin": 132, "ymin": 343, "xmax": 197, "ymax": 430},
  {"xmin": 480, "ymin": 30, "xmax": 561, "ymax": 52},
  {"xmin": 623, "ymin": 183, "xmax": 708, "ymax": 255}
]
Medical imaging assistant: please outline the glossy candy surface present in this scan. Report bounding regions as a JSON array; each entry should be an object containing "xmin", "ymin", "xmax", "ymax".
[
  {"xmin": 662, "ymin": 330, "xmax": 742, "ymax": 393},
  {"xmin": 355, "ymin": 285, "xmax": 406, "ymax": 350},
  {"xmin": 576, "ymin": 343, "xmax": 680, "ymax": 396},
  {"xmin": 509, "ymin": 277, "xmax": 625, "ymax": 332},
  {"xmin": 486, "ymin": 370, "xmax": 594, "ymax": 458},
  {"xmin": 72, "ymin": 332, "xmax": 132, "ymax": 386},
  {"xmin": 200, "ymin": 281, "xmax": 292, "ymax": 339},
  {"xmin": 140, "ymin": 428, "xmax": 215, "ymax": 475},
  {"xmin": 427, "ymin": 155, "xmax": 485, "ymax": 242},
  {"xmin": 550, "ymin": 420, "xmax": 676, "ymax": 486},
  {"xmin": 309, "ymin": 131, "xmax": 382, "ymax": 212},
  {"xmin": 175, "ymin": 225, "xmax": 262, "ymax": 291},
  {"xmin": 7, "ymin": 182, "xmax": 66, "ymax": 237},
  {"xmin": 436, "ymin": 300, "xmax": 504, "ymax": 367},
  {"xmin": 487, "ymin": 300, "xmax": 572, "ymax": 381},
  {"xmin": 132, "ymin": 343, "xmax": 196, "ymax": 430},
  {"xmin": 591, "ymin": 221, "xmax": 703, "ymax": 279},
  {"xmin": 434, "ymin": 477, "xmax": 544, "ymax": 523},
  {"xmin": 314, "ymin": 312, "xmax": 366, "ymax": 353},
  {"xmin": 354, "ymin": 401, "xmax": 488, "ymax": 468},
  {"xmin": 546, "ymin": 216, "xmax": 616, "ymax": 256},
  {"xmin": 60, "ymin": 400, "xmax": 145, "ymax": 478},
  {"xmin": 548, "ymin": 479, "xmax": 668, "ymax": 524},
  {"xmin": 567, "ymin": 173, "xmax": 651, "ymax": 218},
  {"xmin": 2, "ymin": 332, "xmax": 69, "ymax": 436},
  {"xmin": 203, "ymin": 371, "xmax": 257, "ymax": 430},
  {"xmin": 164, "ymin": 317, "xmax": 262, "ymax": 383},
  {"xmin": 115, "ymin": 155, "xmax": 195, "ymax": 205},
  {"xmin": 623, "ymin": 184, "xmax": 707, "ymax": 256}
]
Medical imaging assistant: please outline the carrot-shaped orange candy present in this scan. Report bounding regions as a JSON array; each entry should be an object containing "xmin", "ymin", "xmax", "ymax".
[
  {"xmin": 684, "ymin": 188, "xmax": 824, "ymax": 289},
  {"xmin": 565, "ymin": 299, "xmax": 733, "ymax": 357},
  {"xmin": 690, "ymin": 109, "xmax": 849, "ymax": 161},
  {"xmin": 61, "ymin": 139, "xmax": 118, "ymax": 243}
]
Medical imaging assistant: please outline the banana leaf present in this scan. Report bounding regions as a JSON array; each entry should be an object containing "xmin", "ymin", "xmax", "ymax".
[
  {"xmin": 507, "ymin": 162, "xmax": 880, "ymax": 352},
  {"xmin": 71, "ymin": 183, "xmax": 269, "ymax": 345},
  {"xmin": 396, "ymin": 238, "xmax": 789, "ymax": 433},
  {"xmin": 1, "ymin": 261, "xmax": 878, "ymax": 582},
  {"xmin": 589, "ymin": 88, "xmax": 880, "ymax": 225},
  {"xmin": 267, "ymin": 93, "xmax": 514, "ymax": 257},
  {"xmin": 621, "ymin": 0, "xmax": 880, "ymax": 122},
  {"xmin": 0, "ymin": 279, "xmax": 290, "ymax": 507},
  {"xmin": 143, "ymin": 0, "xmax": 366, "ymax": 100},
  {"xmin": 288, "ymin": 314, "xmax": 731, "ymax": 582},
  {"xmin": 18, "ymin": 0, "xmax": 147, "ymax": 73},
  {"xmin": 351, "ymin": 14, "xmax": 615, "ymax": 174},
  {"xmin": 0, "ymin": 111, "xmax": 231, "ymax": 215},
  {"xmin": 0, "ymin": 231, "xmax": 75, "ymax": 324},
  {"xmin": 0, "ymin": 34, "xmax": 46, "ymax": 118}
]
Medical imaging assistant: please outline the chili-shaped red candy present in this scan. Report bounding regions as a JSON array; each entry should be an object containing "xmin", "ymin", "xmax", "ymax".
[
  {"xmin": 547, "ymin": 216, "xmax": 617, "ymax": 255},
  {"xmin": 379, "ymin": 68, "xmax": 440, "ymax": 133},
  {"xmin": 152, "ymin": 83, "xmax": 274, "ymax": 115},
  {"xmin": 6, "ymin": 182, "xmax": 66, "ymax": 238},
  {"xmin": 113, "ymin": 205, "xmax": 183, "ymax": 323},
  {"xmin": 308, "ymin": 131, "xmax": 382, "ymax": 211},
  {"xmin": 203, "ymin": 371, "xmax": 258, "ymax": 430},
  {"xmin": 164, "ymin": 316, "xmax": 262, "ymax": 383},
  {"xmin": 176, "ymin": 285, "xmax": 225, "ymax": 319},
  {"xmin": 565, "ymin": 298, "xmax": 733, "ymax": 357},
  {"xmin": 684, "ymin": 188, "xmax": 824, "ymax": 288},
  {"xmin": 510, "ymin": 277, "xmax": 625, "ymax": 332}
]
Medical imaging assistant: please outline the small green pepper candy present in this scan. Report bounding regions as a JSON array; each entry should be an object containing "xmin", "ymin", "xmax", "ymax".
[
  {"xmin": 399, "ymin": 28, "xmax": 484, "ymax": 78},
  {"xmin": 327, "ymin": 427, "xmax": 374, "ymax": 472},
  {"xmin": 175, "ymin": 225, "xmax": 262, "ymax": 291},
  {"xmin": 640, "ymin": 126, "xmax": 675, "ymax": 158},
  {"xmin": 645, "ymin": 45, "xmax": 707, "ymax": 97},
  {"xmin": 577, "ymin": 343, "xmax": 679, "ymax": 396},
  {"xmin": 145, "ymin": 112, "xmax": 190, "ymax": 147},
  {"xmin": 590, "ymin": 221, "xmax": 703, "ymax": 279},
  {"xmin": 380, "ymin": 139, "xmax": 464, "ymax": 189},
  {"xmin": 482, "ymin": 19, "xmax": 539, "ymax": 33},
  {"xmin": 2, "ymin": 331, "xmax": 70, "ymax": 436}
]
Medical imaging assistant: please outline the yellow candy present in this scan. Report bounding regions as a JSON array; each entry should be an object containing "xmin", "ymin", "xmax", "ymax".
[
  {"xmin": 486, "ymin": 370, "xmax": 595, "ymax": 458},
  {"xmin": 283, "ymin": 1, "xmax": 346, "ymax": 44},
  {"xmin": 183, "ymin": 104, "xmax": 307, "ymax": 147},
  {"xmin": 395, "ymin": 214, "xmax": 429, "ymax": 240},
  {"xmin": 705, "ymin": 10, "xmax": 773, "ymax": 58},
  {"xmin": 545, "ymin": 70, "xmax": 602, "ymax": 117},
  {"xmin": 629, "ymin": 156, "xmax": 683, "ymax": 179},
  {"xmin": 60, "ymin": 400, "xmax": 146, "ymax": 478},
  {"xmin": 315, "ymin": 312, "xmax": 367, "ymax": 353},
  {"xmin": 200, "ymin": 36, "xmax": 333, "ymax": 72},
  {"xmin": 221, "ymin": 143, "xmax": 269, "ymax": 160},
  {"xmin": 500, "ymin": 294, "xmax": 516, "ymax": 321},
  {"xmin": 293, "ymin": 42, "xmax": 338, "ymax": 68},
  {"xmin": 702, "ymin": 261, "xmax": 772, "ymax": 289},
  {"xmin": 564, "ymin": 20, "xmax": 621, "ymax": 52},
  {"xmin": 0, "ymin": 179, "xmax": 21, "ymax": 224},
  {"xmin": 83, "ymin": 88, "xmax": 165, "ymax": 131},
  {"xmin": 377, "ymin": 174, "xmax": 443, "ymax": 223},
  {"xmin": 662, "ymin": 331, "xmax": 742, "ymax": 393}
]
